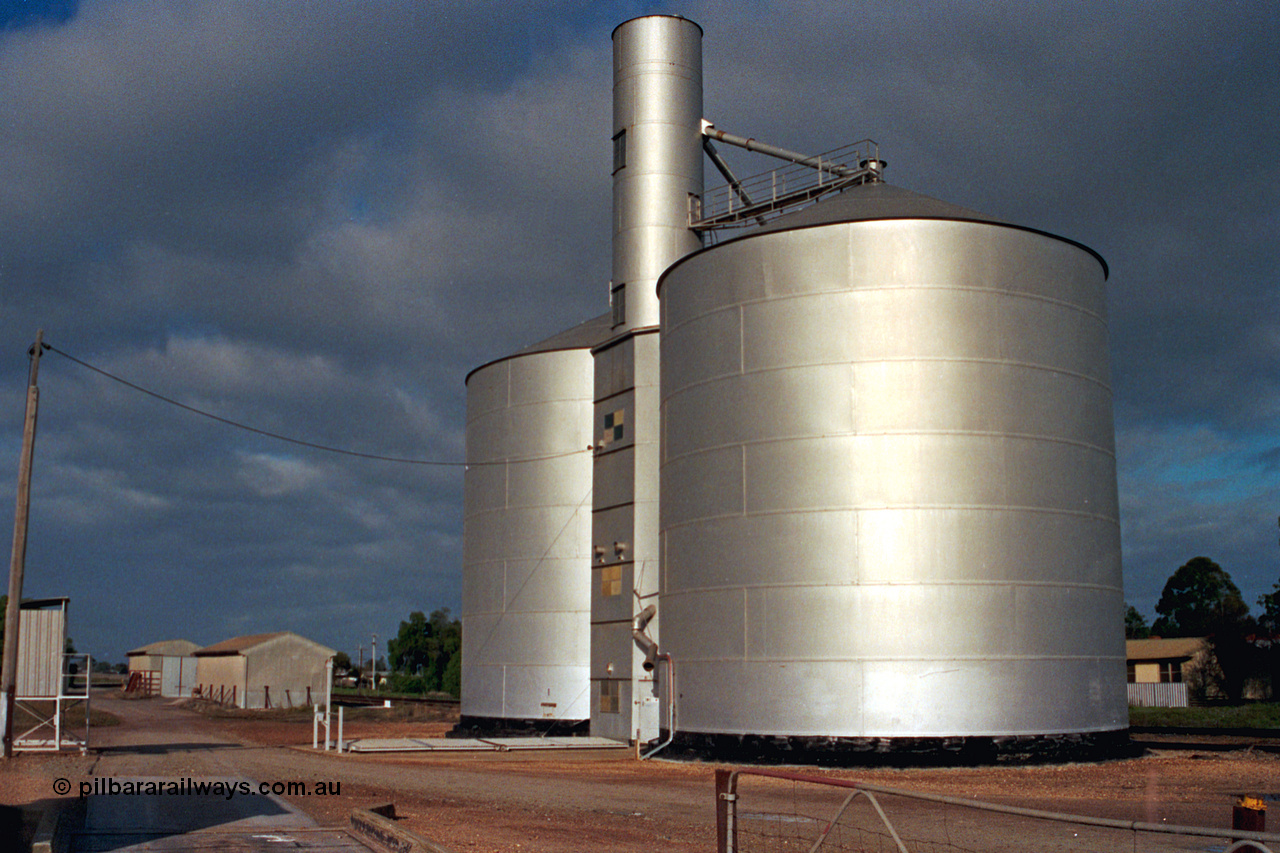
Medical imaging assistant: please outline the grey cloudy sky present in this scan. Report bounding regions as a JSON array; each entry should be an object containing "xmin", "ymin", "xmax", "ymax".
[{"xmin": 1, "ymin": 1, "xmax": 1275, "ymax": 663}]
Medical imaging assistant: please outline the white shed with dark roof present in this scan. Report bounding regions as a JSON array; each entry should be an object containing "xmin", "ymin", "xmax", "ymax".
[{"xmin": 194, "ymin": 631, "xmax": 335, "ymax": 709}]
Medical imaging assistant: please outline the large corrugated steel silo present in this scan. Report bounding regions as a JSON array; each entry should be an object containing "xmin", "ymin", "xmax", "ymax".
[
  {"xmin": 460, "ymin": 315, "xmax": 611, "ymax": 730},
  {"xmin": 657, "ymin": 183, "xmax": 1127, "ymax": 755}
]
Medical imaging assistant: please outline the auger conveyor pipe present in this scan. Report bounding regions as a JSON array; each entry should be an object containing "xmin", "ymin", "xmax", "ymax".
[{"xmin": 702, "ymin": 124, "xmax": 858, "ymax": 177}]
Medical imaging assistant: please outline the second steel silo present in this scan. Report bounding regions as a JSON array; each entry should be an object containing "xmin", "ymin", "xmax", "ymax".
[
  {"xmin": 657, "ymin": 181, "xmax": 1128, "ymax": 757},
  {"xmin": 460, "ymin": 314, "xmax": 611, "ymax": 732}
]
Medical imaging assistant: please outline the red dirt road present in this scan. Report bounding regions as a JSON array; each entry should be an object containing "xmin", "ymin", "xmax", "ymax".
[{"xmin": 2, "ymin": 696, "xmax": 1278, "ymax": 852}]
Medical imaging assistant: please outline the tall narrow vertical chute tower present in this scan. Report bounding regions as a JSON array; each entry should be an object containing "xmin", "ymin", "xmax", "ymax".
[
  {"xmin": 609, "ymin": 15, "xmax": 704, "ymax": 331},
  {"xmin": 590, "ymin": 15, "xmax": 703, "ymax": 743}
]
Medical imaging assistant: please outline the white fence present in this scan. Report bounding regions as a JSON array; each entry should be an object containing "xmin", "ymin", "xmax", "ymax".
[{"xmin": 1127, "ymin": 682, "xmax": 1188, "ymax": 707}]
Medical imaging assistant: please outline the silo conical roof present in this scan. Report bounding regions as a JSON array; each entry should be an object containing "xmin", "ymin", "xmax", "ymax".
[
  {"xmin": 511, "ymin": 311, "xmax": 614, "ymax": 356},
  {"xmin": 466, "ymin": 312, "xmax": 614, "ymax": 383},
  {"xmin": 753, "ymin": 181, "xmax": 1008, "ymax": 234},
  {"xmin": 662, "ymin": 181, "xmax": 1106, "ymax": 282}
]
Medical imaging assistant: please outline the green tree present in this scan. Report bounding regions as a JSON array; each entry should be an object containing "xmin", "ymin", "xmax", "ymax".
[
  {"xmin": 1151, "ymin": 557, "xmax": 1250, "ymax": 638},
  {"xmin": 1259, "ymin": 579, "xmax": 1280, "ymax": 699},
  {"xmin": 387, "ymin": 611, "xmax": 434, "ymax": 679},
  {"xmin": 1259, "ymin": 582, "xmax": 1280, "ymax": 636},
  {"xmin": 1124, "ymin": 604, "xmax": 1151, "ymax": 639},
  {"xmin": 432, "ymin": 609, "xmax": 461, "ymax": 697},
  {"xmin": 1209, "ymin": 623, "xmax": 1262, "ymax": 702},
  {"xmin": 1152, "ymin": 557, "xmax": 1262, "ymax": 701},
  {"xmin": 386, "ymin": 608, "xmax": 461, "ymax": 695},
  {"xmin": 332, "ymin": 651, "xmax": 352, "ymax": 675},
  {"xmin": 441, "ymin": 648, "xmax": 461, "ymax": 698},
  {"xmin": 428, "ymin": 609, "xmax": 460, "ymax": 692}
]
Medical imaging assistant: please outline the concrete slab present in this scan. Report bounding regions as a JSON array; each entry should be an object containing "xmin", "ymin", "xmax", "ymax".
[
  {"xmin": 69, "ymin": 776, "xmax": 370, "ymax": 852},
  {"xmin": 482, "ymin": 736, "xmax": 630, "ymax": 751},
  {"xmin": 75, "ymin": 827, "xmax": 367, "ymax": 851},
  {"xmin": 346, "ymin": 737, "xmax": 495, "ymax": 752},
  {"xmin": 345, "ymin": 735, "xmax": 628, "ymax": 753}
]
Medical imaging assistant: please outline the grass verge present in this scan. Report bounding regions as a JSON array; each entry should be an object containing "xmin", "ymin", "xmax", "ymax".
[{"xmin": 1129, "ymin": 703, "xmax": 1280, "ymax": 729}]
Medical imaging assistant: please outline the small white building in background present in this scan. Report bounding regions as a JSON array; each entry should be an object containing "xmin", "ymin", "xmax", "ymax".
[
  {"xmin": 126, "ymin": 639, "xmax": 200, "ymax": 698},
  {"xmin": 194, "ymin": 631, "xmax": 335, "ymax": 709}
]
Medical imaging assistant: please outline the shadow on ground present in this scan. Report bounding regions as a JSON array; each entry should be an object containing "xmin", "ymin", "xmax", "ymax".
[{"xmin": 92, "ymin": 741, "xmax": 240, "ymax": 755}]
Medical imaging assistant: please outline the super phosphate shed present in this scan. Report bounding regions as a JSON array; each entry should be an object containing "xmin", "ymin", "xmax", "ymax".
[{"xmin": 194, "ymin": 631, "xmax": 335, "ymax": 709}]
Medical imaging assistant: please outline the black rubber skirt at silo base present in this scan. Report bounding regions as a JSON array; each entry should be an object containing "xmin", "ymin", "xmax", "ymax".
[
  {"xmin": 663, "ymin": 728, "xmax": 1136, "ymax": 766},
  {"xmin": 451, "ymin": 715, "xmax": 589, "ymax": 738}
]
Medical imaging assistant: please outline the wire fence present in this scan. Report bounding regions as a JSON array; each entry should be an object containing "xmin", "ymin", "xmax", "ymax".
[{"xmin": 717, "ymin": 768, "xmax": 1279, "ymax": 853}]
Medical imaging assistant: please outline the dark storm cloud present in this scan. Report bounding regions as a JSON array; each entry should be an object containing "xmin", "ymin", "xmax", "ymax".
[
  {"xmin": 0, "ymin": 0, "xmax": 1275, "ymax": 660},
  {"xmin": 0, "ymin": 0, "xmax": 618, "ymax": 660}
]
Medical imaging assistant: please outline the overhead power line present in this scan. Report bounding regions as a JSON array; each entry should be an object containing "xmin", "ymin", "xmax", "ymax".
[{"xmin": 44, "ymin": 343, "xmax": 589, "ymax": 468}]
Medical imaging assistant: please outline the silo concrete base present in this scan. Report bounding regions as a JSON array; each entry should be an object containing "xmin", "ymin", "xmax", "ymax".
[
  {"xmin": 661, "ymin": 728, "xmax": 1134, "ymax": 766},
  {"xmin": 453, "ymin": 715, "xmax": 589, "ymax": 739}
]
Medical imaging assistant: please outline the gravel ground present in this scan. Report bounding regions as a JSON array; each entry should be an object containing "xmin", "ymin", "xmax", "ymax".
[{"xmin": 2, "ymin": 696, "xmax": 1278, "ymax": 852}]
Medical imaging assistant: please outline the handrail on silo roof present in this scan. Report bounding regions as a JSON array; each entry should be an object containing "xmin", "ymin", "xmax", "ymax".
[{"xmin": 692, "ymin": 127, "xmax": 884, "ymax": 231}]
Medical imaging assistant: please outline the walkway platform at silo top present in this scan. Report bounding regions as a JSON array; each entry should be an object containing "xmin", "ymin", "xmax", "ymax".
[{"xmin": 345, "ymin": 735, "xmax": 629, "ymax": 753}]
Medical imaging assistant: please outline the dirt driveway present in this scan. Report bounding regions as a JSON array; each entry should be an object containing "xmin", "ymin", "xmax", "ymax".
[{"xmin": 2, "ymin": 696, "xmax": 1278, "ymax": 852}]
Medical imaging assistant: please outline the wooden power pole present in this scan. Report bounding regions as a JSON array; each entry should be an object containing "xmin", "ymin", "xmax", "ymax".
[{"xmin": 1, "ymin": 331, "xmax": 46, "ymax": 758}]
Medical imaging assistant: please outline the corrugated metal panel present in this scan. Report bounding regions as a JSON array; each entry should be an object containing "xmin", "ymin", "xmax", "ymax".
[
  {"xmin": 590, "ymin": 331, "xmax": 662, "ymax": 742},
  {"xmin": 611, "ymin": 14, "xmax": 704, "ymax": 331},
  {"xmin": 658, "ymin": 211, "xmax": 1126, "ymax": 739},
  {"xmin": 159, "ymin": 656, "xmax": 200, "ymax": 698},
  {"xmin": 17, "ymin": 606, "xmax": 65, "ymax": 698},
  {"xmin": 461, "ymin": 344, "xmax": 596, "ymax": 724},
  {"xmin": 1127, "ymin": 682, "xmax": 1188, "ymax": 707}
]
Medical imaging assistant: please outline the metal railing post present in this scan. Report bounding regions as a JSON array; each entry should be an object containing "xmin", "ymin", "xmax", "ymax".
[
  {"xmin": 83, "ymin": 654, "xmax": 91, "ymax": 753},
  {"xmin": 325, "ymin": 656, "xmax": 333, "ymax": 750},
  {"xmin": 717, "ymin": 769, "xmax": 739, "ymax": 853}
]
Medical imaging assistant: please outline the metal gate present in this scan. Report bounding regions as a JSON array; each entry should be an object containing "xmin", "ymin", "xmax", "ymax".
[{"xmin": 716, "ymin": 768, "xmax": 1279, "ymax": 853}]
